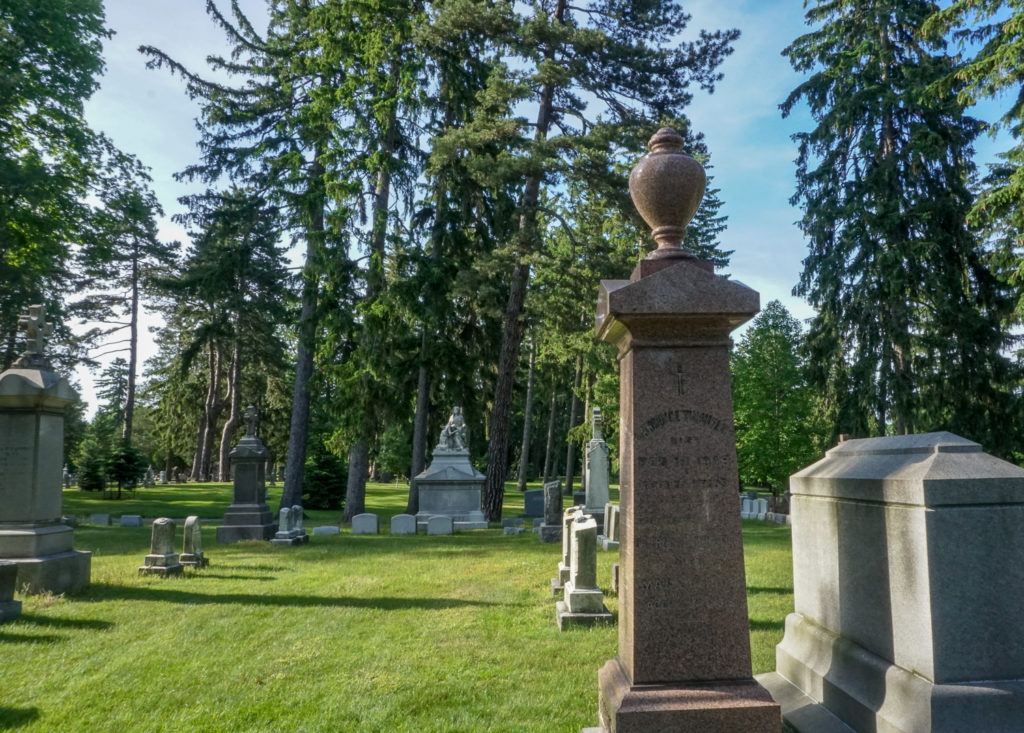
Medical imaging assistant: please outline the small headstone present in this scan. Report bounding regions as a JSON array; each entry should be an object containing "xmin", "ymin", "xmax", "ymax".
[
  {"xmin": 271, "ymin": 506, "xmax": 303, "ymax": 546},
  {"xmin": 119, "ymin": 515, "xmax": 142, "ymax": 527},
  {"xmin": 90, "ymin": 513, "xmax": 111, "ymax": 526},
  {"xmin": 501, "ymin": 518, "xmax": 520, "ymax": 528},
  {"xmin": 159, "ymin": 470, "xmax": 167, "ymax": 484},
  {"xmin": 180, "ymin": 516, "xmax": 208, "ymax": 568},
  {"xmin": 291, "ymin": 505, "xmax": 309, "ymax": 543},
  {"xmin": 138, "ymin": 518, "xmax": 183, "ymax": 577},
  {"xmin": 583, "ymin": 408, "xmax": 610, "ymax": 526},
  {"xmin": 538, "ymin": 480, "xmax": 563, "ymax": 543},
  {"xmin": 523, "ymin": 489, "xmax": 544, "ymax": 517},
  {"xmin": 312, "ymin": 526, "xmax": 340, "ymax": 536},
  {"xmin": 391, "ymin": 514, "xmax": 417, "ymax": 535},
  {"xmin": 599, "ymin": 503, "xmax": 620, "ymax": 551},
  {"xmin": 556, "ymin": 515, "xmax": 612, "ymax": 630},
  {"xmin": 740, "ymin": 497, "xmax": 754, "ymax": 519},
  {"xmin": 63, "ymin": 465, "xmax": 72, "ymax": 490},
  {"xmin": 755, "ymin": 498, "xmax": 768, "ymax": 521},
  {"xmin": 143, "ymin": 465, "xmax": 155, "ymax": 488},
  {"xmin": 0, "ymin": 561, "xmax": 21, "ymax": 623},
  {"xmin": 426, "ymin": 515, "xmax": 453, "ymax": 535},
  {"xmin": 504, "ymin": 526, "xmax": 526, "ymax": 535},
  {"xmin": 352, "ymin": 513, "xmax": 379, "ymax": 535},
  {"xmin": 551, "ymin": 506, "xmax": 584, "ymax": 596}
]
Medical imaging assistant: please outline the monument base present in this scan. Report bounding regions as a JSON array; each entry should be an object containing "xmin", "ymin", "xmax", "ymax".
[
  {"xmin": 556, "ymin": 599, "xmax": 613, "ymax": 631},
  {"xmin": 216, "ymin": 523, "xmax": 276, "ymax": 544},
  {"xmin": 597, "ymin": 657, "xmax": 779, "ymax": 733},
  {"xmin": 538, "ymin": 524, "xmax": 561, "ymax": 543},
  {"xmin": 138, "ymin": 562, "xmax": 183, "ymax": 577},
  {"xmin": 551, "ymin": 576, "xmax": 564, "ymax": 596},
  {"xmin": 771, "ymin": 612, "xmax": 1024, "ymax": 733},
  {"xmin": 4, "ymin": 551, "xmax": 91, "ymax": 594},
  {"xmin": 0, "ymin": 599, "xmax": 21, "ymax": 622},
  {"xmin": 180, "ymin": 553, "xmax": 209, "ymax": 567},
  {"xmin": 270, "ymin": 534, "xmax": 307, "ymax": 546}
]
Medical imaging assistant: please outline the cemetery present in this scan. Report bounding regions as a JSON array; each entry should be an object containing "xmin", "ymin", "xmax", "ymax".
[{"xmin": 7, "ymin": 1, "xmax": 1024, "ymax": 731}]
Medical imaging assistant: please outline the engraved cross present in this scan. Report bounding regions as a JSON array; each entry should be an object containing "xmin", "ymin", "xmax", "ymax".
[
  {"xmin": 18, "ymin": 304, "xmax": 52, "ymax": 355},
  {"xmin": 676, "ymin": 364, "xmax": 686, "ymax": 396}
]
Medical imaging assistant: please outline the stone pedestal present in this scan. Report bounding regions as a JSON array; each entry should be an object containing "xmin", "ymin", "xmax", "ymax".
[
  {"xmin": 557, "ymin": 515, "xmax": 612, "ymax": 630},
  {"xmin": 414, "ymin": 450, "xmax": 487, "ymax": 530},
  {"xmin": 551, "ymin": 506, "xmax": 583, "ymax": 595},
  {"xmin": 760, "ymin": 432, "xmax": 1024, "ymax": 733},
  {"xmin": 217, "ymin": 416, "xmax": 275, "ymax": 544},
  {"xmin": 594, "ymin": 249, "xmax": 777, "ymax": 728},
  {"xmin": 0, "ymin": 356, "xmax": 91, "ymax": 594}
]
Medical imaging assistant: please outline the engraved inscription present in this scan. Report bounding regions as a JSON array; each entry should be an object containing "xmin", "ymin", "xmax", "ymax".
[
  {"xmin": 636, "ymin": 409, "xmax": 728, "ymax": 440},
  {"xmin": 0, "ymin": 445, "xmax": 31, "ymax": 477}
]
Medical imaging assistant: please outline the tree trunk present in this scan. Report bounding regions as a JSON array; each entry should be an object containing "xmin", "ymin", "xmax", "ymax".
[
  {"xmin": 122, "ymin": 241, "xmax": 139, "ymax": 443},
  {"xmin": 343, "ymin": 439, "xmax": 368, "ymax": 522},
  {"xmin": 218, "ymin": 341, "xmax": 242, "ymax": 482},
  {"xmin": 407, "ymin": 336, "xmax": 429, "ymax": 514},
  {"xmin": 280, "ymin": 156, "xmax": 326, "ymax": 511},
  {"xmin": 482, "ymin": 0, "xmax": 566, "ymax": 521},
  {"xmin": 515, "ymin": 339, "xmax": 536, "ymax": 492},
  {"xmin": 193, "ymin": 343, "xmax": 222, "ymax": 482},
  {"xmin": 542, "ymin": 389, "xmax": 557, "ymax": 484},
  {"xmin": 563, "ymin": 355, "xmax": 582, "ymax": 496}
]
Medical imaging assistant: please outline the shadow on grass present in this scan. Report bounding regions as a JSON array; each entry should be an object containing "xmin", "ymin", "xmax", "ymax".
[
  {"xmin": 83, "ymin": 583, "xmax": 500, "ymax": 610},
  {"xmin": 17, "ymin": 614, "xmax": 114, "ymax": 630},
  {"xmin": 0, "ymin": 706, "xmax": 39, "ymax": 729},
  {"xmin": 0, "ymin": 632, "xmax": 63, "ymax": 645},
  {"xmin": 213, "ymin": 564, "xmax": 290, "ymax": 573},
  {"xmin": 187, "ymin": 573, "xmax": 276, "ymax": 582},
  {"xmin": 748, "ymin": 586, "xmax": 792, "ymax": 596},
  {"xmin": 749, "ymin": 618, "xmax": 785, "ymax": 632}
]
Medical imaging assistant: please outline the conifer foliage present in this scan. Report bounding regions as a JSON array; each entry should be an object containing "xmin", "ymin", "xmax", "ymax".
[{"xmin": 784, "ymin": 0, "xmax": 1021, "ymax": 452}]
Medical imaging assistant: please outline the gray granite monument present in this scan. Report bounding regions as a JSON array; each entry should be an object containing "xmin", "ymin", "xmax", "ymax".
[
  {"xmin": 583, "ymin": 407, "xmax": 610, "ymax": 525},
  {"xmin": 0, "ymin": 304, "xmax": 91, "ymax": 594},
  {"xmin": 759, "ymin": 432, "xmax": 1024, "ymax": 733},
  {"xmin": 414, "ymin": 407, "xmax": 487, "ymax": 530},
  {"xmin": 538, "ymin": 480, "xmax": 562, "ymax": 543},
  {"xmin": 139, "ymin": 517, "xmax": 183, "ymax": 577},
  {"xmin": 216, "ymin": 405, "xmax": 276, "ymax": 543}
]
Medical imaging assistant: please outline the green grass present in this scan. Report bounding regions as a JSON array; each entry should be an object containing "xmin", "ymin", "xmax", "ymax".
[{"xmin": 5, "ymin": 482, "xmax": 791, "ymax": 732}]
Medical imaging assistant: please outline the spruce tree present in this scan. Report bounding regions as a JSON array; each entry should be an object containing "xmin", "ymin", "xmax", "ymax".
[{"xmin": 784, "ymin": 0, "xmax": 1021, "ymax": 452}]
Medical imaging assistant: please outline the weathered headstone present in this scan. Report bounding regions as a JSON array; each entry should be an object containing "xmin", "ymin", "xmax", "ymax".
[
  {"xmin": 740, "ymin": 496, "xmax": 754, "ymax": 519},
  {"xmin": 593, "ymin": 128, "xmax": 778, "ymax": 731},
  {"xmin": 759, "ymin": 432, "xmax": 1024, "ymax": 733},
  {"xmin": 312, "ymin": 526, "xmax": 339, "ymax": 536},
  {"xmin": 522, "ymin": 488, "xmax": 544, "ymax": 517},
  {"xmin": 599, "ymin": 503, "xmax": 619, "ymax": 551},
  {"xmin": 216, "ymin": 405, "xmax": 276, "ymax": 543},
  {"xmin": 0, "ymin": 304, "xmax": 91, "ymax": 594},
  {"xmin": 391, "ymin": 514, "xmax": 417, "ymax": 535},
  {"xmin": 180, "ymin": 515, "xmax": 208, "ymax": 568},
  {"xmin": 159, "ymin": 470, "xmax": 167, "ymax": 485},
  {"xmin": 538, "ymin": 480, "xmax": 563, "ymax": 543},
  {"xmin": 352, "ymin": 513, "xmax": 379, "ymax": 535},
  {"xmin": 584, "ymin": 408, "xmax": 610, "ymax": 526},
  {"xmin": 426, "ymin": 515, "xmax": 453, "ymax": 536},
  {"xmin": 290, "ymin": 505, "xmax": 308, "ymax": 543},
  {"xmin": 271, "ymin": 506, "xmax": 302, "ymax": 546},
  {"xmin": 556, "ymin": 515, "xmax": 612, "ymax": 630},
  {"xmin": 119, "ymin": 515, "xmax": 142, "ymax": 527},
  {"xmin": 139, "ymin": 517, "xmax": 183, "ymax": 577},
  {"xmin": 755, "ymin": 497, "xmax": 768, "ymax": 521},
  {"xmin": 89, "ymin": 513, "xmax": 111, "ymax": 526},
  {"xmin": 414, "ymin": 407, "xmax": 487, "ymax": 530},
  {"xmin": 551, "ymin": 506, "xmax": 584, "ymax": 596},
  {"xmin": 63, "ymin": 465, "xmax": 72, "ymax": 490},
  {"xmin": 0, "ymin": 561, "xmax": 21, "ymax": 622},
  {"xmin": 143, "ymin": 465, "xmax": 155, "ymax": 488}
]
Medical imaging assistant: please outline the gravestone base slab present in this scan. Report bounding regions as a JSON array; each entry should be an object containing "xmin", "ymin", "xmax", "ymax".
[
  {"xmin": 270, "ymin": 535, "xmax": 305, "ymax": 546},
  {"xmin": 556, "ymin": 599, "xmax": 612, "ymax": 631},
  {"xmin": 138, "ymin": 562, "xmax": 183, "ymax": 577},
  {"xmin": 755, "ymin": 673, "xmax": 853, "ymax": 733},
  {"xmin": 598, "ymin": 658, "xmax": 779, "ymax": 733},
  {"xmin": 538, "ymin": 524, "xmax": 561, "ymax": 543},
  {"xmin": 4, "ymin": 551, "xmax": 91, "ymax": 594},
  {"xmin": 216, "ymin": 524, "xmax": 276, "ymax": 544},
  {"xmin": 772, "ymin": 612, "xmax": 1024, "ymax": 733},
  {"xmin": 180, "ymin": 553, "xmax": 209, "ymax": 567},
  {"xmin": 0, "ymin": 599, "xmax": 21, "ymax": 622},
  {"xmin": 550, "ymin": 577, "xmax": 564, "ymax": 596},
  {"xmin": 453, "ymin": 520, "xmax": 488, "ymax": 530}
]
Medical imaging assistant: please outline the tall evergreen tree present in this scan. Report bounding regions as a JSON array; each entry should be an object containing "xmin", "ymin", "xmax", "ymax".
[{"xmin": 784, "ymin": 0, "xmax": 1021, "ymax": 453}]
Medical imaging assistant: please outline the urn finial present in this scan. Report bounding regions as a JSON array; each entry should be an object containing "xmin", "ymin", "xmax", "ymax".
[{"xmin": 628, "ymin": 127, "xmax": 707, "ymax": 259}]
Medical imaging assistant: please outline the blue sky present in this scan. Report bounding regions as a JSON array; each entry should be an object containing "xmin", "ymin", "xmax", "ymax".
[{"xmin": 77, "ymin": 0, "xmax": 1011, "ymax": 411}]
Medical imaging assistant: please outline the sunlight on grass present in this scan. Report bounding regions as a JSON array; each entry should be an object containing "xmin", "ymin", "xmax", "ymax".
[{"xmin": 6, "ymin": 482, "xmax": 791, "ymax": 731}]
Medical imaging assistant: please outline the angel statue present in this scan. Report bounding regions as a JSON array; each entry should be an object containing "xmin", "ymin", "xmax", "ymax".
[{"xmin": 436, "ymin": 406, "xmax": 468, "ymax": 453}]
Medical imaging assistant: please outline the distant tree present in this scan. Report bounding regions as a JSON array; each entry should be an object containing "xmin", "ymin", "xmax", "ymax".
[
  {"xmin": 731, "ymin": 301, "xmax": 826, "ymax": 493},
  {"xmin": 784, "ymin": 0, "xmax": 1021, "ymax": 454}
]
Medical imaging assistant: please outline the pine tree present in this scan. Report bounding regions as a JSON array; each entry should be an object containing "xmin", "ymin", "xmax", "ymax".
[{"xmin": 784, "ymin": 0, "xmax": 1021, "ymax": 452}]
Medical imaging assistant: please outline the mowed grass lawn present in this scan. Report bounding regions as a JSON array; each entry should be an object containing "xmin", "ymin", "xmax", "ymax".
[{"xmin": 3, "ymin": 482, "xmax": 792, "ymax": 732}]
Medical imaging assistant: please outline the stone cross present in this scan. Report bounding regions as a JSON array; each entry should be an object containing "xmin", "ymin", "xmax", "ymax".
[
  {"xmin": 18, "ymin": 304, "xmax": 53, "ymax": 356},
  {"xmin": 244, "ymin": 405, "xmax": 257, "ymax": 438}
]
